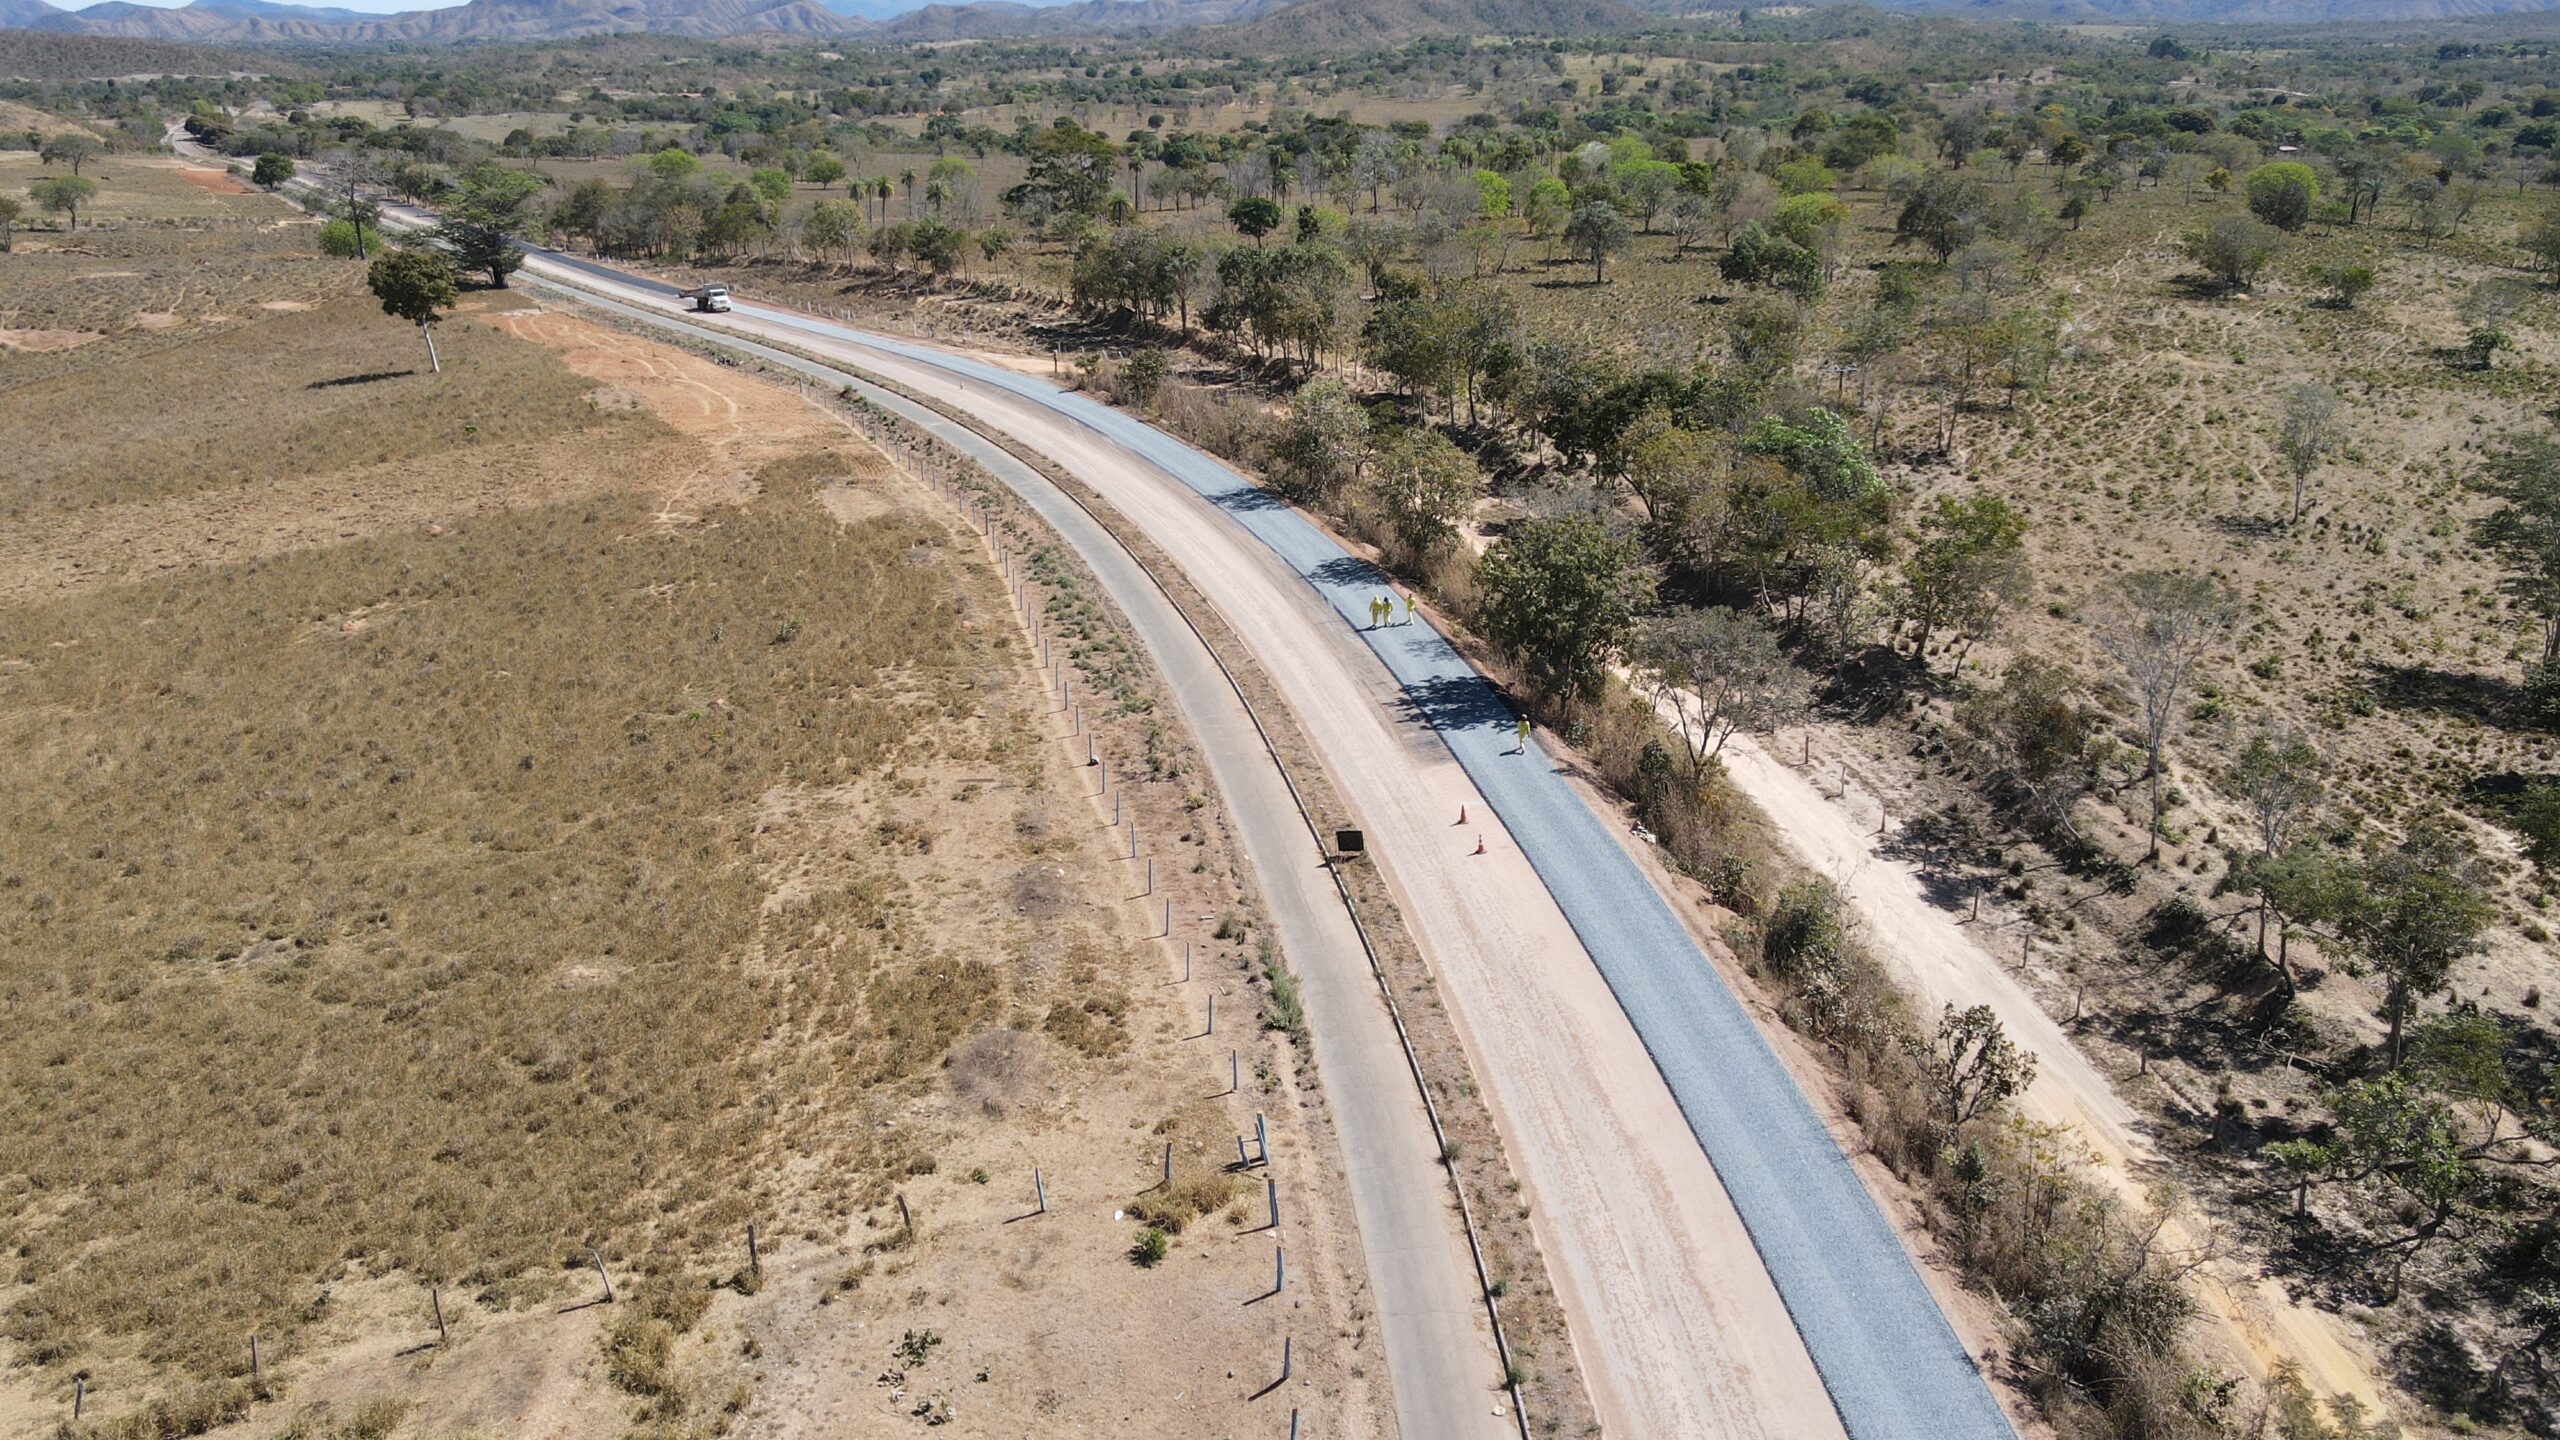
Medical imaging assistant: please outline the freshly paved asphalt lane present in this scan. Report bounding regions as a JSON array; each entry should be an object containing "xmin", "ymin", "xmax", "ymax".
[{"xmin": 518, "ymin": 249, "xmax": 2014, "ymax": 1439}]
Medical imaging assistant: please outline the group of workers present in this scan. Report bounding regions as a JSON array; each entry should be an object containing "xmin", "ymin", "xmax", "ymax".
[{"xmin": 1364, "ymin": 593, "xmax": 1416, "ymax": 629}]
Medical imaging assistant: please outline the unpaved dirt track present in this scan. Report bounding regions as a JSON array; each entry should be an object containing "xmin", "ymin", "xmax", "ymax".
[{"xmin": 500, "ymin": 250, "xmax": 2011, "ymax": 1439}]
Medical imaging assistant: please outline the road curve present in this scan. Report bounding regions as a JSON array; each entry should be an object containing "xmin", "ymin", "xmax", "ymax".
[{"xmin": 511, "ymin": 248, "xmax": 2013, "ymax": 1440}]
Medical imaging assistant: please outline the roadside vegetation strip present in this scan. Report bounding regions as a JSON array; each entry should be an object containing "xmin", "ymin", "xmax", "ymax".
[
  {"xmin": 705, "ymin": 312, "xmax": 2014, "ymax": 1440},
  {"xmin": 514, "ymin": 271, "xmax": 1546, "ymax": 1438}
]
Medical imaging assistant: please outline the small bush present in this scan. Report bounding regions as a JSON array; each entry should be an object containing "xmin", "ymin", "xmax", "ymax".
[{"xmin": 1128, "ymin": 1226, "xmax": 1170, "ymax": 1268}]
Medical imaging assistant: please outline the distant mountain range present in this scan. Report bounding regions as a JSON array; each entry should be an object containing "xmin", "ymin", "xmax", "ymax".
[{"xmin": 4, "ymin": 0, "xmax": 2555, "ymax": 47}]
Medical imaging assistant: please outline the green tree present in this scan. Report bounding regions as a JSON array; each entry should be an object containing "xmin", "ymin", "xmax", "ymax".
[
  {"xmin": 39, "ymin": 132, "xmax": 102, "ymax": 176},
  {"xmin": 2180, "ymin": 214, "xmax": 2279, "ymax": 293},
  {"xmin": 435, "ymin": 162, "xmax": 545, "ymax": 287},
  {"xmin": 1365, "ymin": 427, "xmax": 1482, "ymax": 560},
  {"xmin": 1473, "ymin": 169, "xmax": 1512, "ymax": 218},
  {"xmin": 1916, "ymin": 1004, "xmax": 2037, "ymax": 1128},
  {"xmin": 2245, "ymin": 161, "xmax": 2320, "ymax": 231},
  {"xmin": 366, "ymin": 247, "xmax": 460, "ymax": 374},
  {"xmin": 29, "ymin": 175, "xmax": 96, "ymax": 231},
  {"xmin": 1227, "ymin": 195, "xmax": 1282, "ymax": 245},
  {"xmin": 251, "ymin": 152, "xmax": 295, "ymax": 189},
  {"xmin": 1895, "ymin": 171, "xmax": 1988, "ymax": 263},
  {"xmin": 2345, "ymin": 823, "xmax": 2494, "ymax": 1069},
  {"xmin": 317, "ymin": 218, "xmax": 364, "ymax": 258},
  {"xmin": 1003, "ymin": 119, "xmax": 1117, "ymax": 228},
  {"xmin": 1270, "ymin": 376, "xmax": 1372, "ymax": 501},
  {"xmin": 1522, "ymin": 175, "xmax": 1570, "ymax": 240},
  {"xmin": 804, "ymin": 152, "xmax": 848, "ymax": 191},
  {"xmin": 2309, "ymin": 263, "xmax": 2375, "ymax": 309},
  {"xmin": 646, "ymin": 148, "xmax": 701, "ymax": 184},
  {"xmin": 1564, "ymin": 201, "xmax": 1632, "ymax": 284},
  {"xmin": 1897, "ymin": 494, "xmax": 2030, "ymax": 663},
  {"xmin": 1475, "ymin": 513, "xmax": 1654, "ymax": 699},
  {"xmin": 748, "ymin": 167, "xmax": 793, "ymax": 205}
]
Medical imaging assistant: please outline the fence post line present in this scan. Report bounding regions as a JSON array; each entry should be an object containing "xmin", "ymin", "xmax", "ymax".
[
  {"xmin": 590, "ymin": 1247, "xmax": 615, "ymax": 1303},
  {"xmin": 747, "ymin": 1222, "xmax": 760, "ymax": 1274},
  {"xmin": 1033, "ymin": 1168, "xmax": 1047, "ymax": 1215},
  {"xmin": 1267, "ymin": 1176, "xmax": 1280, "ymax": 1229},
  {"xmin": 896, "ymin": 1194, "xmax": 912, "ymax": 1233},
  {"xmin": 432, "ymin": 1285, "xmax": 448, "ymax": 1345}
]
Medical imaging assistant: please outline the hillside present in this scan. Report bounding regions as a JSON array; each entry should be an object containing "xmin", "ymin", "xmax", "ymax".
[
  {"xmin": 1210, "ymin": 0, "xmax": 1641, "ymax": 48},
  {"xmin": 1869, "ymin": 0, "xmax": 2560, "ymax": 20}
]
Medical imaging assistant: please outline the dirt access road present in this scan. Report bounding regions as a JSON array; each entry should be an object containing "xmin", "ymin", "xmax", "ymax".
[{"xmin": 507, "ymin": 251, "xmax": 2009, "ymax": 1439}]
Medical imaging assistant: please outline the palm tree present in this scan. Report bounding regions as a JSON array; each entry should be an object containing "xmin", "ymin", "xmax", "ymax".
[{"xmin": 899, "ymin": 168, "xmax": 918, "ymax": 219}]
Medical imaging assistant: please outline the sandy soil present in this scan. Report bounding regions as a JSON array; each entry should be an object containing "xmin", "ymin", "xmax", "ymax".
[{"xmin": 173, "ymin": 162, "xmax": 252, "ymax": 195}]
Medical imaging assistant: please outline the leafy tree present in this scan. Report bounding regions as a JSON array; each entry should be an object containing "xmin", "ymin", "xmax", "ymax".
[
  {"xmin": 251, "ymin": 152, "xmax": 295, "ymax": 189},
  {"xmin": 2345, "ymin": 823, "xmax": 2494, "ymax": 1069},
  {"xmin": 1227, "ymin": 195, "xmax": 1282, "ymax": 244},
  {"xmin": 1365, "ymin": 427, "xmax": 1481, "ymax": 560},
  {"xmin": 1741, "ymin": 408, "xmax": 1882, "ymax": 502},
  {"xmin": 2469, "ymin": 431, "xmax": 2560, "ymax": 669},
  {"xmin": 2246, "ymin": 161, "xmax": 2320, "ymax": 230},
  {"xmin": 2180, "ymin": 214, "xmax": 2279, "ymax": 293},
  {"xmin": 749, "ymin": 167, "xmax": 793, "ymax": 206},
  {"xmin": 1895, "ymin": 171, "xmax": 1988, "ymax": 262},
  {"xmin": 1897, "ymin": 494, "xmax": 2030, "ymax": 663},
  {"xmin": 0, "ymin": 195, "xmax": 20, "ymax": 253},
  {"xmin": 2225, "ymin": 724, "xmax": 2329, "ymax": 990},
  {"xmin": 1473, "ymin": 169, "xmax": 1511, "ymax": 218},
  {"xmin": 40, "ymin": 132, "xmax": 103, "ymax": 176},
  {"xmin": 804, "ymin": 152, "xmax": 847, "ymax": 191},
  {"xmin": 29, "ymin": 175, "xmax": 96, "ymax": 231},
  {"xmin": 802, "ymin": 197, "xmax": 864, "ymax": 263},
  {"xmin": 366, "ymin": 247, "xmax": 460, "ymax": 374},
  {"xmin": 435, "ymin": 162, "xmax": 545, "ymax": 287},
  {"xmin": 908, "ymin": 218, "xmax": 970, "ymax": 275},
  {"xmin": 1916, "ymin": 1004, "xmax": 2037, "ymax": 1128},
  {"xmin": 1269, "ymin": 376, "xmax": 1372, "ymax": 501},
  {"xmin": 1563, "ymin": 201, "xmax": 1632, "ymax": 284},
  {"xmin": 1476, "ymin": 512, "xmax": 1655, "ymax": 699},
  {"xmin": 2275, "ymin": 381, "xmax": 2342, "ymax": 524},
  {"xmin": 2459, "ymin": 279, "xmax": 2526, "ymax": 371},
  {"xmin": 1720, "ymin": 221, "xmax": 1822, "ymax": 299},
  {"xmin": 646, "ymin": 147, "xmax": 701, "ymax": 184},
  {"xmin": 318, "ymin": 218, "xmax": 364, "ymax": 257},
  {"xmin": 1003, "ymin": 119, "xmax": 1117, "ymax": 228},
  {"xmin": 2095, "ymin": 570, "xmax": 2237, "ymax": 862},
  {"xmin": 1633, "ymin": 606, "xmax": 1812, "ymax": 778},
  {"xmin": 1521, "ymin": 175, "xmax": 1570, "ymax": 240}
]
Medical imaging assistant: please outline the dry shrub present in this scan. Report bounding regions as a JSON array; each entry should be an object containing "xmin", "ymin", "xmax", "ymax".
[
  {"xmin": 57, "ymin": 1379, "xmax": 260, "ymax": 1440},
  {"xmin": 1127, "ymin": 1170, "xmax": 1243, "ymax": 1235}
]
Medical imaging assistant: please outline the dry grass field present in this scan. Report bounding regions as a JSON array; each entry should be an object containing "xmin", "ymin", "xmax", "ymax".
[{"xmin": 0, "ymin": 144, "xmax": 1380, "ymax": 1440}]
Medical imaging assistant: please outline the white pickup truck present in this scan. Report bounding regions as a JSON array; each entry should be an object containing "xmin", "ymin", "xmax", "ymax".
[{"xmin": 679, "ymin": 284, "xmax": 732, "ymax": 314}]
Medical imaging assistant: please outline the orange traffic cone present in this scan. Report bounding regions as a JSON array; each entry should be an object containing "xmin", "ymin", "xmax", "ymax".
[
  {"xmin": 1473, "ymin": 836, "xmax": 1486, "ymax": 855},
  {"xmin": 1457, "ymin": 805, "xmax": 1467, "ymax": 825}
]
